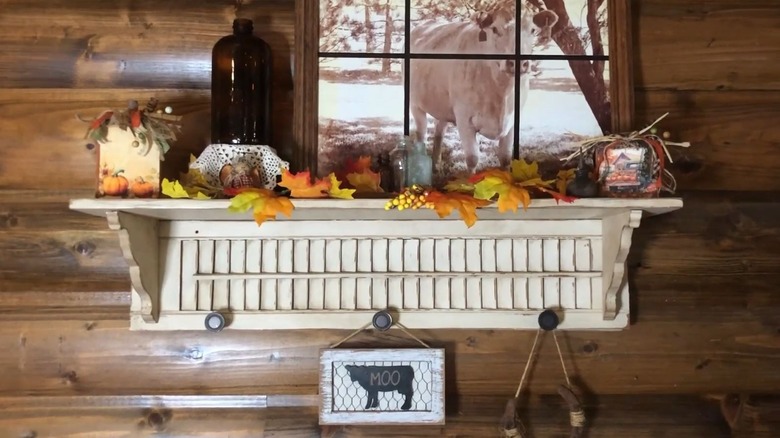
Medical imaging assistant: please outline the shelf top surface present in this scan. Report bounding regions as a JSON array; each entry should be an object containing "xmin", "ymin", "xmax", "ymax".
[{"xmin": 70, "ymin": 197, "xmax": 683, "ymax": 222}]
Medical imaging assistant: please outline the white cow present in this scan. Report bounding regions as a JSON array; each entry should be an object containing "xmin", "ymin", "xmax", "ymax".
[{"xmin": 409, "ymin": 5, "xmax": 558, "ymax": 173}]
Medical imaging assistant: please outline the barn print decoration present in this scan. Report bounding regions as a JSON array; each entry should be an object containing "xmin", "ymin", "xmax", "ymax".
[
  {"xmin": 318, "ymin": 0, "xmax": 612, "ymax": 186},
  {"xmin": 320, "ymin": 349, "xmax": 445, "ymax": 425}
]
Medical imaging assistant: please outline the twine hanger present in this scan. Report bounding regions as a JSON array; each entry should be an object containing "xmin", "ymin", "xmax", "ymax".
[
  {"xmin": 329, "ymin": 310, "xmax": 430, "ymax": 349},
  {"xmin": 501, "ymin": 310, "xmax": 585, "ymax": 438}
]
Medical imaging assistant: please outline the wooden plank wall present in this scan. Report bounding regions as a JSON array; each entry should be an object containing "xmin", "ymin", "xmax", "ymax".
[{"xmin": 0, "ymin": 0, "xmax": 778, "ymax": 436}]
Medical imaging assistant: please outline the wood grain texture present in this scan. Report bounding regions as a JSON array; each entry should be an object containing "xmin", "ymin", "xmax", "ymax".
[
  {"xmin": 0, "ymin": 0, "xmax": 295, "ymax": 90},
  {"xmin": 634, "ymin": 0, "xmax": 780, "ymax": 91},
  {"xmin": 0, "ymin": 89, "xmax": 294, "ymax": 190},
  {"xmin": 0, "ymin": 395, "xmax": 732, "ymax": 438}
]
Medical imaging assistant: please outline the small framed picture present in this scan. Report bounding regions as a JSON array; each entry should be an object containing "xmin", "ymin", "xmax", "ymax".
[{"xmin": 319, "ymin": 348, "xmax": 445, "ymax": 426}]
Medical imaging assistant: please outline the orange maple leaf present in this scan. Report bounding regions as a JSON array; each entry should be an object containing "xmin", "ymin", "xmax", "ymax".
[
  {"xmin": 346, "ymin": 169, "xmax": 383, "ymax": 193},
  {"xmin": 228, "ymin": 188, "xmax": 294, "ymax": 227},
  {"xmin": 343, "ymin": 156, "xmax": 373, "ymax": 174},
  {"xmin": 278, "ymin": 169, "xmax": 330, "ymax": 198},
  {"xmin": 426, "ymin": 191, "xmax": 490, "ymax": 228}
]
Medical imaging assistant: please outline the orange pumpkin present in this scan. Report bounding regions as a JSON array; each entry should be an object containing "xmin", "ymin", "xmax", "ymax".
[
  {"xmin": 131, "ymin": 177, "xmax": 156, "ymax": 198},
  {"xmin": 102, "ymin": 170, "xmax": 129, "ymax": 196}
]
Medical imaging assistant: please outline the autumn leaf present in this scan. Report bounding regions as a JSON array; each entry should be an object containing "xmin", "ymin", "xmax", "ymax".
[
  {"xmin": 327, "ymin": 173, "xmax": 355, "ymax": 199},
  {"xmin": 443, "ymin": 178, "xmax": 475, "ymax": 194},
  {"xmin": 228, "ymin": 188, "xmax": 294, "ymax": 226},
  {"xmin": 556, "ymin": 168, "xmax": 576, "ymax": 195},
  {"xmin": 511, "ymin": 159, "xmax": 553, "ymax": 187},
  {"xmin": 536, "ymin": 186, "xmax": 577, "ymax": 204},
  {"xmin": 426, "ymin": 191, "xmax": 490, "ymax": 228},
  {"xmin": 347, "ymin": 169, "xmax": 383, "ymax": 193},
  {"xmin": 343, "ymin": 156, "xmax": 373, "ymax": 174},
  {"xmin": 161, "ymin": 178, "xmax": 211, "ymax": 199},
  {"xmin": 176, "ymin": 154, "xmax": 221, "ymax": 197},
  {"xmin": 278, "ymin": 169, "xmax": 330, "ymax": 198},
  {"xmin": 472, "ymin": 170, "xmax": 532, "ymax": 213}
]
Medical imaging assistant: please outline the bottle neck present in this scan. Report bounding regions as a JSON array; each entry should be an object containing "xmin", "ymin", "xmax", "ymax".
[{"xmin": 233, "ymin": 19, "xmax": 254, "ymax": 35}]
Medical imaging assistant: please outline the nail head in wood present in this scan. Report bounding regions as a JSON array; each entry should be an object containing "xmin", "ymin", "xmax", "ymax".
[
  {"xmin": 205, "ymin": 312, "xmax": 226, "ymax": 332},
  {"xmin": 538, "ymin": 309, "xmax": 559, "ymax": 331},
  {"xmin": 372, "ymin": 310, "xmax": 393, "ymax": 331}
]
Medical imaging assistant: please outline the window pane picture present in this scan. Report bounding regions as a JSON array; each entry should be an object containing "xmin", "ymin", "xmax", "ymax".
[{"xmin": 317, "ymin": 0, "xmax": 614, "ymax": 185}]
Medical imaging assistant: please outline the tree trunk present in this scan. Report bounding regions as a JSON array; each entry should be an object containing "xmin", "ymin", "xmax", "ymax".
[
  {"xmin": 381, "ymin": 0, "xmax": 393, "ymax": 73},
  {"xmin": 364, "ymin": 1, "xmax": 374, "ymax": 53},
  {"xmin": 530, "ymin": 0, "xmax": 611, "ymax": 133}
]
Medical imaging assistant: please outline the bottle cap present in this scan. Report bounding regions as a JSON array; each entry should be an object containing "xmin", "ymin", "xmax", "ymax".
[{"xmin": 233, "ymin": 18, "xmax": 254, "ymax": 34}]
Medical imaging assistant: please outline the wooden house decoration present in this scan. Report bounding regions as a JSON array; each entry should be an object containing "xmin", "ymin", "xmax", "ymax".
[{"xmin": 84, "ymin": 98, "xmax": 181, "ymax": 199}]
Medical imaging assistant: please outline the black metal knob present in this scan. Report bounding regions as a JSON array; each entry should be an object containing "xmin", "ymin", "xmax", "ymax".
[
  {"xmin": 372, "ymin": 310, "xmax": 393, "ymax": 331},
  {"xmin": 205, "ymin": 312, "xmax": 226, "ymax": 332},
  {"xmin": 538, "ymin": 309, "xmax": 560, "ymax": 331}
]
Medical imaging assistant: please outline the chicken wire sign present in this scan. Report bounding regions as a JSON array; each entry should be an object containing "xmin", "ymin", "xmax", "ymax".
[
  {"xmin": 319, "ymin": 348, "xmax": 445, "ymax": 425},
  {"xmin": 318, "ymin": 0, "xmax": 617, "ymax": 186}
]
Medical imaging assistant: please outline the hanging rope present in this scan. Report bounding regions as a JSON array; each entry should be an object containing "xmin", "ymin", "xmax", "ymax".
[
  {"xmin": 329, "ymin": 322, "xmax": 373, "ymax": 349},
  {"xmin": 514, "ymin": 329, "xmax": 542, "ymax": 398},
  {"xmin": 553, "ymin": 330, "xmax": 571, "ymax": 388},
  {"xmin": 501, "ymin": 310, "xmax": 585, "ymax": 438},
  {"xmin": 329, "ymin": 311, "xmax": 430, "ymax": 349}
]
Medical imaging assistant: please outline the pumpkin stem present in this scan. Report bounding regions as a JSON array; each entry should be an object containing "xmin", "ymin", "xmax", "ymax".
[{"xmin": 113, "ymin": 169, "xmax": 125, "ymax": 177}]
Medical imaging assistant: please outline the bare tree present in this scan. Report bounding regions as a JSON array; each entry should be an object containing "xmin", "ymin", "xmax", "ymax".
[{"xmin": 528, "ymin": 0, "xmax": 610, "ymax": 133}]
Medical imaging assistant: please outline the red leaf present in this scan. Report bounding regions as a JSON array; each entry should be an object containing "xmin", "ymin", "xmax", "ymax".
[{"xmin": 536, "ymin": 186, "xmax": 577, "ymax": 204}]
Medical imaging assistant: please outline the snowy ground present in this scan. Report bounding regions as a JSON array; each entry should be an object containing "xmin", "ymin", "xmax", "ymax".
[{"xmin": 318, "ymin": 61, "xmax": 608, "ymax": 182}]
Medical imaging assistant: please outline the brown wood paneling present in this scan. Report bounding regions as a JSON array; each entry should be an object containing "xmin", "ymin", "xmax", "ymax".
[
  {"xmin": 0, "ymin": 316, "xmax": 777, "ymax": 397},
  {"xmin": 0, "ymin": 89, "xmax": 293, "ymax": 190},
  {"xmin": 0, "ymin": 395, "xmax": 731, "ymax": 437},
  {"xmin": 0, "ymin": 0, "xmax": 295, "ymax": 90},
  {"xmin": 635, "ymin": 0, "xmax": 780, "ymax": 91},
  {"xmin": 635, "ymin": 90, "xmax": 780, "ymax": 191}
]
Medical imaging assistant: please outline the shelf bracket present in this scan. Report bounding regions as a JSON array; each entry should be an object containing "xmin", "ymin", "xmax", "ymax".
[
  {"xmin": 602, "ymin": 209, "xmax": 642, "ymax": 320},
  {"xmin": 106, "ymin": 211, "xmax": 160, "ymax": 323}
]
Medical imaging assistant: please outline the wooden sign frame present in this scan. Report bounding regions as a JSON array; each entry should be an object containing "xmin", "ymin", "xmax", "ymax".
[{"xmin": 319, "ymin": 348, "xmax": 445, "ymax": 425}]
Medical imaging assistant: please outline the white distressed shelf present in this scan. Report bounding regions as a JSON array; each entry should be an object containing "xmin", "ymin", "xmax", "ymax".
[{"xmin": 69, "ymin": 197, "xmax": 682, "ymax": 331}]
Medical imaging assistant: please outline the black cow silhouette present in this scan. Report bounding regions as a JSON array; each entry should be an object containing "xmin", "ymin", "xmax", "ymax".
[{"xmin": 344, "ymin": 365, "xmax": 415, "ymax": 410}]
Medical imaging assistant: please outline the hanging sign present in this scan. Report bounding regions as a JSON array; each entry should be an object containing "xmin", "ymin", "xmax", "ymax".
[{"xmin": 319, "ymin": 348, "xmax": 445, "ymax": 425}]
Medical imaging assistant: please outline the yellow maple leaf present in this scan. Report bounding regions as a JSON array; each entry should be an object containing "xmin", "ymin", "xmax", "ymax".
[
  {"xmin": 327, "ymin": 173, "xmax": 355, "ymax": 199},
  {"xmin": 473, "ymin": 170, "xmax": 532, "ymax": 213},
  {"xmin": 556, "ymin": 168, "xmax": 576, "ymax": 195},
  {"xmin": 161, "ymin": 178, "xmax": 211, "ymax": 199},
  {"xmin": 278, "ymin": 169, "xmax": 330, "ymax": 198},
  {"xmin": 510, "ymin": 159, "xmax": 553, "ymax": 188},
  {"xmin": 228, "ymin": 188, "xmax": 294, "ymax": 226},
  {"xmin": 347, "ymin": 169, "xmax": 383, "ymax": 193},
  {"xmin": 426, "ymin": 191, "xmax": 489, "ymax": 228}
]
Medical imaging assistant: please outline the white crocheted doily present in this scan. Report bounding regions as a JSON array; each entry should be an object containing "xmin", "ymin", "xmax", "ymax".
[{"xmin": 190, "ymin": 144, "xmax": 289, "ymax": 189}]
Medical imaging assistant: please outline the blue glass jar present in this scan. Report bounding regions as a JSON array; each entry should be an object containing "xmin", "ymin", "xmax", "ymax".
[{"xmin": 406, "ymin": 141, "xmax": 432, "ymax": 187}]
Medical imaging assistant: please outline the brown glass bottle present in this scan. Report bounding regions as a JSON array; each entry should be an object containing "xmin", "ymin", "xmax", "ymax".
[{"xmin": 211, "ymin": 18, "xmax": 272, "ymax": 145}]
